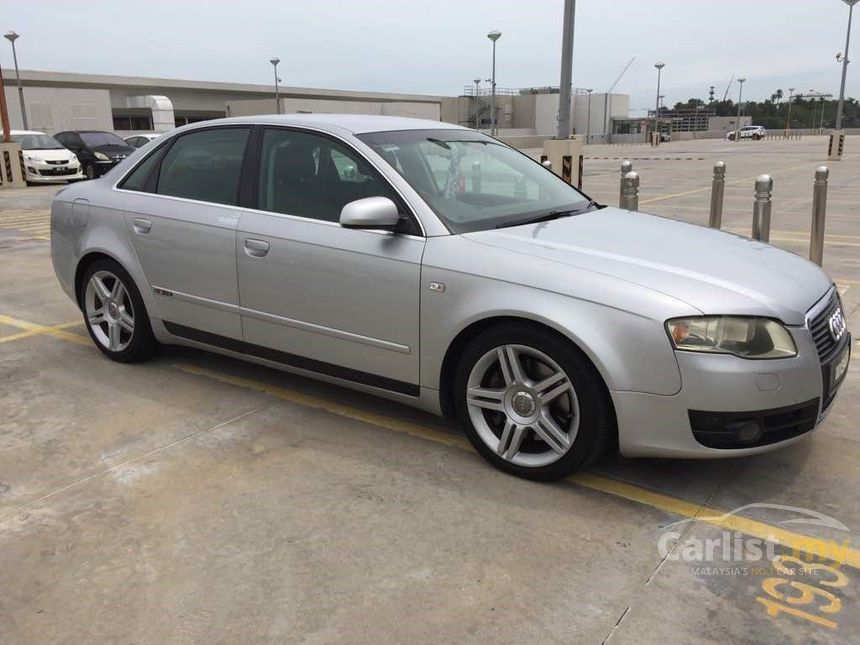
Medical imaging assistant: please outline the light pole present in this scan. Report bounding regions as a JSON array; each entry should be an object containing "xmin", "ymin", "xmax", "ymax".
[
  {"xmin": 3, "ymin": 31, "xmax": 27, "ymax": 130},
  {"xmin": 487, "ymin": 30, "xmax": 501, "ymax": 136},
  {"xmin": 473, "ymin": 78, "xmax": 481, "ymax": 130},
  {"xmin": 586, "ymin": 88, "xmax": 593, "ymax": 144},
  {"xmin": 835, "ymin": 0, "xmax": 859, "ymax": 130},
  {"xmin": 785, "ymin": 87, "xmax": 795, "ymax": 136},
  {"xmin": 654, "ymin": 62, "xmax": 665, "ymax": 139},
  {"xmin": 555, "ymin": 0, "xmax": 577, "ymax": 140},
  {"xmin": 736, "ymin": 77, "xmax": 746, "ymax": 137},
  {"xmin": 270, "ymin": 57, "xmax": 281, "ymax": 114}
]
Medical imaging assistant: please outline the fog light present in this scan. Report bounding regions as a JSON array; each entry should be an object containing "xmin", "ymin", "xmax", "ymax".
[{"xmin": 727, "ymin": 420, "xmax": 763, "ymax": 445}]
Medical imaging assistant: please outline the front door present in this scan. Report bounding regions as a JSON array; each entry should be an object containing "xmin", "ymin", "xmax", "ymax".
[{"xmin": 237, "ymin": 127, "xmax": 424, "ymax": 394}]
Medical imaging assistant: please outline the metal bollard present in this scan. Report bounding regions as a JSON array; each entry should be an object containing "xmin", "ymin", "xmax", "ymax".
[
  {"xmin": 752, "ymin": 174, "xmax": 773, "ymax": 242},
  {"xmin": 472, "ymin": 161, "xmax": 482, "ymax": 192},
  {"xmin": 619, "ymin": 160, "xmax": 633, "ymax": 207},
  {"xmin": 620, "ymin": 171, "xmax": 639, "ymax": 211},
  {"xmin": 708, "ymin": 161, "xmax": 726, "ymax": 229},
  {"xmin": 810, "ymin": 166, "xmax": 829, "ymax": 266}
]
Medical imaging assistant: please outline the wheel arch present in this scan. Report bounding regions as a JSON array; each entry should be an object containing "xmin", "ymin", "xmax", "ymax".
[
  {"xmin": 74, "ymin": 250, "xmax": 128, "ymax": 307},
  {"xmin": 438, "ymin": 315, "xmax": 617, "ymax": 433}
]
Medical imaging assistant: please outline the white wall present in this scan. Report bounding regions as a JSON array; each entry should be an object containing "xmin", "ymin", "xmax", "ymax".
[
  {"xmin": 533, "ymin": 92, "xmax": 629, "ymax": 137},
  {"xmin": 3, "ymin": 86, "xmax": 112, "ymax": 134}
]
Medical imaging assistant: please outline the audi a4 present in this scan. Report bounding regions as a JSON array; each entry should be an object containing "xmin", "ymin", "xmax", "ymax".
[{"xmin": 50, "ymin": 115, "xmax": 850, "ymax": 480}]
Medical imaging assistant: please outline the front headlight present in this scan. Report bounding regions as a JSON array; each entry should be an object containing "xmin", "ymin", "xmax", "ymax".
[
  {"xmin": 94, "ymin": 151, "xmax": 109, "ymax": 161},
  {"xmin": 666, "ymin": 316, "xmax": 797, "ymax": 359}
]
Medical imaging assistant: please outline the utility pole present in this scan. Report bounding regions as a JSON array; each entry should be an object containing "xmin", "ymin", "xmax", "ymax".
[
  {"xmin": 556, "ymin": 0, "xmax": 576, "ymax": 139},
  {"xmin": 835, "ymin": 0, "xmax": 858, "ymax": 130}
]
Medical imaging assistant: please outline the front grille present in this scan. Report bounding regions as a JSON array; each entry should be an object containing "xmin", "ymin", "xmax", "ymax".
[
  {"xmin": 38, "ymin": 167, "xmax": 76, "ymax": 176},
  {"xmin": 46, "ymin": 160, "xmax": 68, "ymax": 165},
  {"xmin": 809, "ymin": 291, "xmax": 842, "ymax": 362}
]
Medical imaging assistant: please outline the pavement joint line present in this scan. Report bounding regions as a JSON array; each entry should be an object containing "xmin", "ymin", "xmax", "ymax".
[
  {"xmin": 0, "ymin": 314, "xmax": 90, "ymax": 346},
  {"xmin": 639, "ymin": 153, "xmax": 860, "ymax": 206},
  {"xmin": 0, "ymin": 404, "xmax": 269, "ymax": 520},
  {"xmin": 176, "ymin": 363, "xmax": 860, "ymax": 569},
  {"xmin": 0, "ymin": 320, "xmax": 82, "ymax": 345}
]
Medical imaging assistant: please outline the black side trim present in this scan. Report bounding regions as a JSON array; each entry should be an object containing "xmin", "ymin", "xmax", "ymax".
[
  {"xmin": 163, "ymin": 321, "xmax": 420, "ymax": 397},
  {"xmin": 688, "ymin": 398, "xmax": 820, "ymax": 449}
]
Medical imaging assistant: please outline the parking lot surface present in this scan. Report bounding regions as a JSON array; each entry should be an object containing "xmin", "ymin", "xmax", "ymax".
[{"xmin": 1, "ymin": 136, "xmax": 859, "ymax": 643}]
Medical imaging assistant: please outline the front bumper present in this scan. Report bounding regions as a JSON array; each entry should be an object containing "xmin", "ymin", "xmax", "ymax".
[
  {"xmin": 614, "ymin": 300, "xmax": 849, "ymax": 458},
  {"xmin": 24, "ymin": 162, "xmax": 83, "ymax": 183}
]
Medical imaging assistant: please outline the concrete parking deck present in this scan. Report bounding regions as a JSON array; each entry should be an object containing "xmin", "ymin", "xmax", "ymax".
[{"xmin": 1, "ymin": 136, "xmax": 859, "ymax": 643}]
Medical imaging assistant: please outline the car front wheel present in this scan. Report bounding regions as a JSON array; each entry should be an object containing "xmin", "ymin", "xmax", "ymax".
[
  {"xmin": 81, "ymin": 259, "xmax": 159, "ymax": 362},
  {"xmin": 455, "ymin": 324, "xmax": 612, "ymax": 481}
]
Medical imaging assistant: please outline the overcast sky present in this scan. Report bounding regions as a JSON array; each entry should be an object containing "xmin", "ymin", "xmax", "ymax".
[{"xmin": 3, "ymin": 0, "xmax": 856, "ymax": 115}]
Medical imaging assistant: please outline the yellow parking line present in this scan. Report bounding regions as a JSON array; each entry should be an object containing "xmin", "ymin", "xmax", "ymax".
[
  {"xmin": 0, "ymin": 320, "xmax": 82, "ymax": 344},
  {"xmin": 0, "ymin": 314, "xmax": 90, "ymax": 346},
  {"xmin": 175, "ymin": 363, "xmax": 860, "ymax": 569}
]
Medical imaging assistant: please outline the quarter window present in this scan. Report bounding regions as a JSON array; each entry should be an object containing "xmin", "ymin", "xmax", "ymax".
[
  {"xmin": 156, "ymin": 128, "xmax": 249, "ymax": 206},
  {"xmin": 257, "ymin": 129, "xmax": 404, "ymax": 224}
]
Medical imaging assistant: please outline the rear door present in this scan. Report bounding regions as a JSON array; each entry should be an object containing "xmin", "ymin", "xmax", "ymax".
[{"xmin": 118, "ymin": 126, "xmax": 251, "ymax": 339}]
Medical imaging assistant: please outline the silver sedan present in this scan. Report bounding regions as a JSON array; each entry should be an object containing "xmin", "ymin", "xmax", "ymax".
[{"xmin": 50, "ymin": 115, "xmax": 851, "ymax": 480}]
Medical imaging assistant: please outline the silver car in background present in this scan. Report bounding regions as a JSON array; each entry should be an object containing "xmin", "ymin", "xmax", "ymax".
[{"xmin": 50, "ymin": 115, "xmax": 850, "ymax": 480}]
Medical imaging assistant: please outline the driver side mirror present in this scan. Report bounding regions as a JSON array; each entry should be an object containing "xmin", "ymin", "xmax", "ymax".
[{"xmin": 339, "ymin": 196, "xmax": 400, "ymax": 230}]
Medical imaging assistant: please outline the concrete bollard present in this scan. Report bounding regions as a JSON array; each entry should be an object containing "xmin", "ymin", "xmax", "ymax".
[
  {"xmin": 619, "ymin": 160, "xmax": 633, "ymax": 207},
  {"xmin": 752, "ymin": 174, "xmax": 773, "ymax": 243},
  {"xmin": 708, "ymin": 162, "xmax": 726, "ymax": 229},
  {"xmin": 810, "ymin": 166, "xmax": 829, "ymax": 266},
  {"xmin": 620, "ymin": 171, "xmax": 639, "ymax": 211}
]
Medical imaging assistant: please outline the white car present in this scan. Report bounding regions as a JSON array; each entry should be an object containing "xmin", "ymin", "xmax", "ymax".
[
  {"xmin": 11, "ymin": 130, "xmax": 84, "ymax": 183},
  {"xmin": 728, "ymin": 125, "xmax": 766, "ymax": 141},
  {"xmin": 124, "ymin": 133, "xmax": 162, "ymax": 149}
]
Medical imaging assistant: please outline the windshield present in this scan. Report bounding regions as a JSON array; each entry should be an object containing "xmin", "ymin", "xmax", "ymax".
[
  {"xmin": 357, "ymin": 129, "xmax": 591, "ymax": 233},
  {"xmin": 80, "ymin": 132, "xmax": 130, "ymax": 148},
  {"xmin": 11, "ymin": 134, "xmax": 65, "ymax": 150}
]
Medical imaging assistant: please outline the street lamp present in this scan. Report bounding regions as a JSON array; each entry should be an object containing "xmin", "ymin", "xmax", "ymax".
[
  {"xmin": 586, "ymin": 88, "xmax": 593, "ymax": 144},
  {"xmin": 736, "ymin": 77, "xmax": 746, "ymax": 137},
  {"xmin": 487, "ymin": 30, "xmax": 501, "ymax": 136},
  {"xmin": 270, "ymin": 57, "xmax": 281, "ymax": 114},
  {"xmin": 3, "ymin": 31, "xmax": 27, "ymax": 130},
  {"xmin": 473, "ymin": 78, "xmax": 481, "ymax": 130},
  {"xmin": 835, "ymin": 0, "xmax": 859, "ymax": 130},
  {"xmin": 654, "ymin": 62, "xmax": 665, "ymax": 139}
]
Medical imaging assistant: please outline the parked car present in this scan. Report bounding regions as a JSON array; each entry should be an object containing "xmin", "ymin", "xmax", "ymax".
[
  {"xmin": 727, "ymin": 125, "xmax": 767, "ymax": 141},
  {"xmin": 659, "ymin": 132, "xmax": 671, "ymax": 142},
  {"xmin": 124, "ymin": 133, "xmax": 162, "ymax": 149},
  {"xmin": 10, "ymin": 130, "xmax": 84, "ymax": 184},
  {"xmin": 54, "ymin": 130, "xmax": 135, "ymax": 179},
  {"xmin": 50, "ymin": 115, "xmax": 850, "ymax": 481}
]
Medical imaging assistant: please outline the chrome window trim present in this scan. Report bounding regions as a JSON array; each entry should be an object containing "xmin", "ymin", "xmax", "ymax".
[{"xmin": 111, "ymin": 122, "xmax": 439, "ymax": 238}]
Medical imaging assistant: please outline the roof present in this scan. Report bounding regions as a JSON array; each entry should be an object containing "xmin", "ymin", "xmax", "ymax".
[
  {"xmin": 186, "ymin": 114, "xmax": 467, "ymax": 135},
  {"xmin": 10, "ymin": 130, "xmax": 47, "ymax": 135}
]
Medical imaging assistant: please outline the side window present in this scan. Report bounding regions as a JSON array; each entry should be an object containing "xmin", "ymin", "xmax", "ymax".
[
  {"xmin": 258, "ymin": 129, "xmax": 405, "ymax": 224},
  {"xmin": 156, "ymin": 128, "xmax": 249, "ymax": 206},
  {"xmin": 120, "ymin": 146, "xmax": 167, "ymax": 192}
]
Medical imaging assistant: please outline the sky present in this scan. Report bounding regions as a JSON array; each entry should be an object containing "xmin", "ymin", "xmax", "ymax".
[{"xmin": 2, "ymin": 0, "xmax": 856, "ymax": 116}]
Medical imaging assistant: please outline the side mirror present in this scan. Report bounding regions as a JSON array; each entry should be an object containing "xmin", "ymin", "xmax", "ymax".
[{"xmin": 339, "ymin": 196, "xmax": 400, "ymax": 230}]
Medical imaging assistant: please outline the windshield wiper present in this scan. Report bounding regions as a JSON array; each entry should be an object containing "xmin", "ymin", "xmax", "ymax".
[{"xmin": 494, "ymin": 201, "xmax": 599, "ymax": 229}]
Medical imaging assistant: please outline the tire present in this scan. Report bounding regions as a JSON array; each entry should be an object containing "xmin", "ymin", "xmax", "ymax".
[
  {"xmin": 754, "ymin": 134, "xmax": 762, "ymax": 141},
  {"xmin": 84, "ymin": 163, "xmax": 95, "ymax": 180},
  {"xmin": 79, "ymin": 258, "xmax": 159, "ymax": 362},
  {"xmin": 454, "ymin": 323, "xmax": 613, "ymax": 481}
]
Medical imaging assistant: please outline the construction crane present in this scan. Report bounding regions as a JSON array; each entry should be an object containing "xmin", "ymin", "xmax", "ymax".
[
  {"xmin": 722, "ymin": 74, "xmax": 735, "ymax": 102},
  {"xmin": 602, "ymin": 57, "xmax": 636, "ymax": 141}
]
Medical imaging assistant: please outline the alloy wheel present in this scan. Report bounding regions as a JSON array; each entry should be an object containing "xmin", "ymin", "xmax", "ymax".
[
  {"xmin": 84, "ymin": 270, "xmax": 135, "ymax": 352},
  {"xmin": 466, "ymin": 344, "xmax": 580, "ymax": 468}
]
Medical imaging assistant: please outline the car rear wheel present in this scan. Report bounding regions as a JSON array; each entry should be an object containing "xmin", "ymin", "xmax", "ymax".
[
  {"xmin": 455, "ymin": 323, "xmax": 612, "ymax": 481},
  {"xmin": 81, "ymin": 259, "xmax": 159, "ymax": 362}
]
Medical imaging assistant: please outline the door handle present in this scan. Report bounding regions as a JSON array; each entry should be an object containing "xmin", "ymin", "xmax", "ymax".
[
  {"xmin": 132, "ymin": 217, "xmax": 152, "ymax": 234},
  {"xmin": 244, "ymin": 238, "xmax": 270, "ymax": 258}
]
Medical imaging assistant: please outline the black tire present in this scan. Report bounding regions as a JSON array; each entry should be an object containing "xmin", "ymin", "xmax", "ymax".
[
  {"xmin": 79, "ymin": 258, "xmax": 159, "ymax": 362},
  {"xmin": 454, "ymin": 323, "xmax": 613, "ymax": 481},
  {"xmin": 753, "ymin": 134, "xmax": 762, "ymax": 141},
  {"xmin": 84, "ymin": 163, "xmax": 95, "ymax": 180}
]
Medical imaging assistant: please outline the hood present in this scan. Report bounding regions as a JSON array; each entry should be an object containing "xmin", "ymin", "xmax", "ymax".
[
  {"xmin": 92, "ymin": 144, "xmax": 134, "ymax": 158},
  {"xmin": 464, "ymin": 207, "xmax": 831, "ymax": 326},
  {"xmin": 23, "ymin": 148, "xmax": 78, "ymax": 163}
]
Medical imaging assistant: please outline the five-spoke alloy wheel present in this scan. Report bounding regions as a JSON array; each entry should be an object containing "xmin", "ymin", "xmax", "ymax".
[
  {"xmin": 456, "ymin": 323, "xmax": 613, "ymax": 480},
  {"xmin": 81, "ymin": 259, "xmax": 158, "ymax": 362}
]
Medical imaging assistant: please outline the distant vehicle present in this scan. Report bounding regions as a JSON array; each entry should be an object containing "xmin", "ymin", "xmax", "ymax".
[
  {"xmin": 125, "ymin": 133, "xmax": 162, "ymax": 149},
  {"xmin": 727, "ymin": 125, "xmax": 766, "ymax": 141},
  {"xmin": 10, "ymin": 130, "xmax": 84, "ymax": 184},
  {"xmin": 659, "ymin": 132, "xmax": 671, "ymax": 143},
  {"xmin": 54, "ymin": 130, "xmax": 135, "ymax": 180}
]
